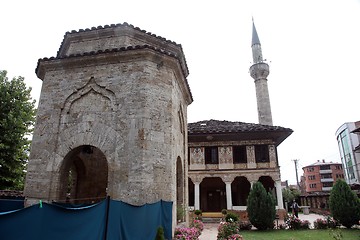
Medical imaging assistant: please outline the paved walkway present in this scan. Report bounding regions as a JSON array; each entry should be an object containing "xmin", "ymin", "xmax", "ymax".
[{"xmin": 198, "ymin": 213, "xmax": 326, "ymax": 240}]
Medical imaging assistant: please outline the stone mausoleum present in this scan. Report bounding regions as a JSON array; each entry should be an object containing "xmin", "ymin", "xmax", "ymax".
[{"xmin": 24, "ymin": 23, "xmax": 192, "ymax": 227}]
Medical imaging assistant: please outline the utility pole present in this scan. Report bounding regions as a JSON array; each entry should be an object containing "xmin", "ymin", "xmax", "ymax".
[{"xmin": 292, "ymin": 159, "xmax": 300, "ymax": 189}]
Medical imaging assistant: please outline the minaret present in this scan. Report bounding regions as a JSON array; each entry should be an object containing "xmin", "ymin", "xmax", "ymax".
[{"xmin": 250, "ymin": 20, "xmax": 273, "ymax": 126}]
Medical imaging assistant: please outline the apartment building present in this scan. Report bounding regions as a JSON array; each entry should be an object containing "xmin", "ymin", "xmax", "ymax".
[{"xmin": 302, "ymin": 160, "xmax": 344, "ymax": 193}]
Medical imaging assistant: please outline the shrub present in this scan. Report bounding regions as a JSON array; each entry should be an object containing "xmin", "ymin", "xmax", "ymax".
[
  {"xmin": 177, "ymin": 205, "xmax": 185, "ymax": 222},
  {"xmin": 224, "ymin": 234, "xmax": 243, "ymax": 240},
  {"xmin": 239, "ymin": 220, "xmax": 252, "ymax": 230},
  {"xmin": 314, "ymin": 218, "xmax": 329, "ymax": 229},
  {"xmin": 190, "ymin": 219, "xmax": 204, "ymax": 232},
  {"xmin": 277, "ymin": 223, "xmax": 287, "ymax": 230},
  {"xmin": 194, "ymin": 209, "xmax": 202, "ymax": 216},
  {"xmin": 329, "ymin": 179, "xmax": 360, "ymax": 228},
  {"xmin": 313, "ymin": 216, "xmax": 338, "ymax": 229},
  {"xmin": 300, "ymin": 220, "xmax": 311, "ymax": 229},
  {"xmin": 222, "ymin": 209, "xmax": 228, "ymax": 215},
  {"xmin": 174, "ymin": 227, "xmax": 200, "ymax": 240},
  {"xmin": 155, "ymin": 226, "xmax": 165, "ymax": 240},
  {"xmin": 194, "ymin": 209, "xmax": 202, "ymax": 220},
  {"xmin": 225, "ymin": 212, "xmax": 239, "ymax": 223},
  {"xmin": 217, "ymin": 222, "xmax": 240, "ymax": 240},
  {"xmin": 246, "ymin": 181, "xmax": 276, "ymax": 230},
  {"xmin": 285, "ymin": 214, "xmax": 310, "ymax": 230}
]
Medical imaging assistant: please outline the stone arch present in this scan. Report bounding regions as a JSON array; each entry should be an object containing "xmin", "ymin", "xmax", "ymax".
[
  {"xmin": 200, "ymin": 177, "xmax": 226, "ymax": 212},
  {"xmin": 258, "ymin": 176, "xmax": 275, "ymax": 192},
  {"xmin": 178, "ymin": 106, "xmax": 185, "ymax": 135},
  {"xmin": 61, "ymin": 77, "xmax": 116, "ymax": 114},
  {"xmin": 58, "ymin": 145, "xmax": 108, "ymax": 204},
  {"xmin": 258, "ymin": 176, "xmax": 277, "ymax": 201},
  {"xmin": 49, "ymin": 122, "xmax": 120, "ymax": 202},
  {"xmin": 56, "ymin": 122, "xmax": 118, "ymax": 161},
  {"xmin": 231, "ymin": 176, "xmax": 251, "ymax": 206}
]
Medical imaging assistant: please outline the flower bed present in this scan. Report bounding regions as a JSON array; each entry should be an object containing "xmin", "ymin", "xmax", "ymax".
[
  {"xmin": 174, "ymin": 227, "xmax": 201, "ymax": 240},
  {"xmin": 285, "ymin": 214, "xmax": 310, "ymax": 230},
  {"xmin": 313, "ymin": 216, "xmax": 337, "ymax": 229},
  {"xmin": 174, "ymin": 219, "xmax": 204, "ymax": 240}
]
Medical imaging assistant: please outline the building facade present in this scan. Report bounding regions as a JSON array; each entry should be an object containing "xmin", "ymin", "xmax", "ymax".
[
  {"xmin": 188, "ymin": 120, "xmax": 292, "ymax": 213},
  {"xmin": 24, "ymin": 23, "xmax": 192, "ymax": 229},
  {"xmin": 336, "ymin": 121, "xmax": 360, "ymax": 184},
  {"xmin": 302, "ymin": 160, "xmax": 344, "ymax": 193}
]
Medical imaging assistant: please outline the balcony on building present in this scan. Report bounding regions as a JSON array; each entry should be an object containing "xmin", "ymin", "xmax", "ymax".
[
  {"xmin": 322, "ymin": 187, "xmax": 333, "ymax": 191},
  {"xmin": 320, "ymin": 178, "xmax": 334, "ymax": 183}
]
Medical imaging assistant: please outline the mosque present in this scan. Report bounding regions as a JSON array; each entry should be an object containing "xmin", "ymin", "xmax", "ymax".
[{"xmin": 187, "ymin": 22, "xmax": 292, "ymax": 216}]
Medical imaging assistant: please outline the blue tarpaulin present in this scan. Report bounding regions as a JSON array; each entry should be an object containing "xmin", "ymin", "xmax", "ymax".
[
  {"xmin": 0, "ymin": 198, "xmax": 24, "ymax": 213},
  {"xmin": 0, "ymin": 198, "xmax": 172, "ymax": 240}
]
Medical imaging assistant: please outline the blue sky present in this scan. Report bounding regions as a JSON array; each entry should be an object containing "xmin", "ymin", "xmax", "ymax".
[{"xmin": 1, "ymin": 0, "xmax": 360, "ymax": 184}]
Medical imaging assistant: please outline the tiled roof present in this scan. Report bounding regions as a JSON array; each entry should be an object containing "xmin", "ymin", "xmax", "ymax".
[
  {"xmin": 36, "ymin": 23, "xmax": 192, "ymax": 101},
  {"xmin": 188, "ymin": 119, "xmax": 293, "ymax": 134},
  {"xmin": 58, "ymin": 22, "xmax": 181, "ymax": 54},
  {"xmin": 37, "ymin": 45, "xmax": 182, "ymax": 74},
  {"xmin": 54, "ymin": 22, "xmax": 188, "ymax": 74}
]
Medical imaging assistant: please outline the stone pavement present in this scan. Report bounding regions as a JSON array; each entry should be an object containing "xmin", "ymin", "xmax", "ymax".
[{"xmin": 198, "ymin": 213, "xmax": 326, "ymax": 240}]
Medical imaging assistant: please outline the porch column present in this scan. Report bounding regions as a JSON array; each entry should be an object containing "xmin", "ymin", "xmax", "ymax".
[
  {"xmin": 225, "ymin": 182, "xmax": 233, "ymax": 210},
  {"xmin": 194, "ymin": 182, "xmax": 200, "ymax": 210},
  {"xmin": 275, "ymin": 180, "xmax": 284, "ymax": 209}
]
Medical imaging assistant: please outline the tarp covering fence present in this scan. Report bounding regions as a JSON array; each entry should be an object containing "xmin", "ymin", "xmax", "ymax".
[{"xmin": 0, "ymin": 198, "xmax": 172, "ymax": 240}]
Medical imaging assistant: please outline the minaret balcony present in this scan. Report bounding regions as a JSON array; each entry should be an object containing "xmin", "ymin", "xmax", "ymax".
[{"xmin": 250, "ymin": 62, "xmax": 269, "ymax": 79}]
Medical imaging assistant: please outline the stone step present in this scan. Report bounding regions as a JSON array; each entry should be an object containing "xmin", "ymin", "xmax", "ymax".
[{"xmin": 202, "ymin": 217, "xmax": 222, "ymax": 223}]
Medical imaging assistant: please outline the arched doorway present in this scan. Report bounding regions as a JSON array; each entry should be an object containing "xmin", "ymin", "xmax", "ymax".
[
  {"xmin": 200, "ymin": 177, "xmax": 226, "ymax": 212},
  {"xmin": 258, "ymin": 176, "xmax": 276, "ymax": 201},
  {"xmin": 231, "ymin": 177, "xmax": 251, "ymax": 206},
  {"xmin": 59, "ymin": 145, "xmax": 108, "ymax": 204},
  {"xmin": 188, "ymin": 178, "xmax": 194, "ymax": 207}
]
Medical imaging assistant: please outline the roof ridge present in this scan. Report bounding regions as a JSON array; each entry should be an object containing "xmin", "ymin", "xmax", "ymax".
[
  {"xmin": 57, "ymin": 22, "xmax": 181, "ymax": 57},
  {"xmin": 189, "ymin": 119, "xmax": 291, "ymax": 130}
]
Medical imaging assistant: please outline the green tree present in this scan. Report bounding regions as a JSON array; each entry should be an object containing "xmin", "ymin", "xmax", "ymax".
[
  {"xmin": 247, "ymin": 181, "xmax": 276, "ymax": 230},
  {"xmin": 0, "ymin": 70, "xmax": 36, "ymax": 190},
  {"xmin": 154, "ymin": 226, "xmax": 165, "ymax": 240},
  {"xmin": 329, "ymin": 179, "xmax": 360, "ymax": 228},
  {"xmin": 282, "ymin": 187, "xmax": 300, "ymax": 203}
]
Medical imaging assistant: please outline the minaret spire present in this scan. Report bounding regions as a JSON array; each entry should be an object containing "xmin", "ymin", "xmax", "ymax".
[{"xmin": 250, "ymin": 20, "xmax": 273, "ymax": 126}]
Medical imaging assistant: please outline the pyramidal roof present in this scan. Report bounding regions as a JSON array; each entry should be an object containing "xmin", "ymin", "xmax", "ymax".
[{"xmin": 251, "ymin": 20, "xmax": 261, "ymax": 46}]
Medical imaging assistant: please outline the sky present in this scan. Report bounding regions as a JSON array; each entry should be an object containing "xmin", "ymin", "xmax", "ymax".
[{"xmin": 1, "ymin": 0, "xmax": 360, "ymax": 185}]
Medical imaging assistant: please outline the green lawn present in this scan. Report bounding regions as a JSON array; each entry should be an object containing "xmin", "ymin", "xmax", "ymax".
[{"xmin": 239, "ymin": 229, "xmax": 360, "ymax": 240}]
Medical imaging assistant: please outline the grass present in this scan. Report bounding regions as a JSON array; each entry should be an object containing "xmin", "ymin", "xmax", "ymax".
[{"xmin": 239, "ymin": 229, "xmax": 360, "ymax": 240}]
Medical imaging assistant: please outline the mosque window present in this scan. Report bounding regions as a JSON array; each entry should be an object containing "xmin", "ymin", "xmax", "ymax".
[
  {"xmin": 233, "ymin": 146, "xmax": 247, "ymax": 163},
  {"xmin": 205, "ymin": 147, "xmax": 218, "ymax": 164},
  {"xmin": 255, "ymin": 145, "xmax": 269, "ymax": 163}
]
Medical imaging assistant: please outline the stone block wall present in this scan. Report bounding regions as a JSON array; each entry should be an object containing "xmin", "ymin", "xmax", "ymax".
[{"xmin": 24, "ymin": 24, "xmax": 192, "ymax": 219}]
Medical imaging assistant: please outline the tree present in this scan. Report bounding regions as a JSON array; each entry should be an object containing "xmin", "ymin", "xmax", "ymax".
[
  {"xmin": 247, "ymin": 181, "xmax": 276, "ymax": 230},
  {"xmin": 0, "ymin": 70, "xmax": 36, "ymax": 190},
  {"xmin": 282, "ymin": 187, "xmax": 300, "ymax": 203},
  {"xmin": 154, "ymin": 226, "xmax": 165, "ymax": 240},
  {"xmin": 329, "ymin": 179, "xmax": 360, "ymax": 228}
]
